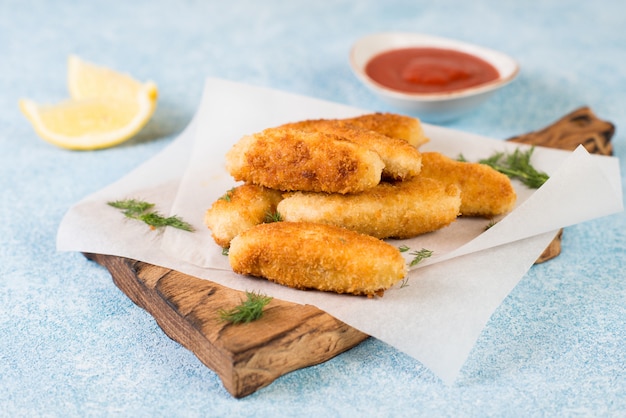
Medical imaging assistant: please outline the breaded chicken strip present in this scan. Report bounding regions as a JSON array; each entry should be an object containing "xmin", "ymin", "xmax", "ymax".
[
  {"xmin": 280, "ymin": 119, "xmax": 422, "ymax": 180},
  {"xmin": 229, "ymin": 222, "xmax": 407, "ymax": 297},
  {"xmin": 420, "ymin": 152, "xmax": 517, "ymax": 217},
  {"xmin": 204, "ymin": 184, "xmax": 283, "ymax": 248},
  {"xmin": 226, "ymin": 127, "xmax": 384, "ymax": 194},
  {"xmin": 278, "ymin": 176, "xmax": 461, "ymax": 239},
  {"xmin": 340, "ymin": 112, "xmax": 430, "ymax": 148}
]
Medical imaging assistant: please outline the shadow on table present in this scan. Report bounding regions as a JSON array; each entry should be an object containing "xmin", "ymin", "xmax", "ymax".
[{"xmin": 122, "ymin": 102, "xmax": 193, "ymax": 148}]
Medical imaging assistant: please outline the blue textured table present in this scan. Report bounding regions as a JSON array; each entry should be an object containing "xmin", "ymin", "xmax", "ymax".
[{"xmin": 2, "ymin": 0, "xmax": 624, "ymax": 416}]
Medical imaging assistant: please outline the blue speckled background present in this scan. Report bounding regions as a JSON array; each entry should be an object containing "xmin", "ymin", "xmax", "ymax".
[{"xmin": 1, "ymin": 0, "xmax": 624, "ymax": 415}]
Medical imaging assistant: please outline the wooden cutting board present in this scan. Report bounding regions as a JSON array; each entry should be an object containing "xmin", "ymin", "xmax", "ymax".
[{"xmin": 86, "ymin": 107, "xmax": 614, "ymax": 398}]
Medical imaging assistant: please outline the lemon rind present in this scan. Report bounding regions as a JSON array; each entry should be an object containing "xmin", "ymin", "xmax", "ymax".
[{"xmin": 19, "ymin": 84, "xmax": 157, "ymax": 151}]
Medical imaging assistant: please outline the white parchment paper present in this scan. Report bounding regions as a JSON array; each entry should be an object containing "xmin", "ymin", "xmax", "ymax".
[{"xmin": 57, "ymin": 78, "xmax": 623, "ymax": 384}]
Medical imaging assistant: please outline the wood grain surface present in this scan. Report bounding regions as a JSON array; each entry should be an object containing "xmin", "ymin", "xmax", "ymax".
[
  {"xmin": 86, "ymin": 107, "xmax": 614, "ymax": 397},
  {"xmin": 84, "ymin": 253, "xmax": 368, "ymax": 398}
]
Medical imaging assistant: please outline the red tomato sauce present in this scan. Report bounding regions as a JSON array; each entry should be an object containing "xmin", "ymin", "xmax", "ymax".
[{"xmin": 365, "ymin": 47, "xmax": 500, "ymax": 94}]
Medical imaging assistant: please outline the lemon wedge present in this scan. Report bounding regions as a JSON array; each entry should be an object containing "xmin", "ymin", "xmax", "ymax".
[{"xmin": 19, "ymin": 55, "xmax": 158, "ymax": 150}]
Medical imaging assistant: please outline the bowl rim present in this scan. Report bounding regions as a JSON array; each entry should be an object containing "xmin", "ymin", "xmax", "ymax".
[{"xmin": 350, "ymin": 32, "xmax": 520, "ymax": 102}]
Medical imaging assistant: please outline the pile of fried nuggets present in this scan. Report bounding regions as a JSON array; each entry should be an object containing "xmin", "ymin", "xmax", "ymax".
[{"xmin": 204, "ymin": 113, "xmax": 517, "ymax": 297}]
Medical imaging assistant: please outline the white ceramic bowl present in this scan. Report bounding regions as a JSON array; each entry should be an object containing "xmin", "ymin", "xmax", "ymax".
[{"xmin": 350, "ymin": 32, "xmax": 520, "ymax": 123}]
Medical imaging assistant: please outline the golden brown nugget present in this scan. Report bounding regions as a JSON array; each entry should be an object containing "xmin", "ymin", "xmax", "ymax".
[
  {"xmin": 278, "ymin": 176, "xmax": 461, "ymax": 239},
  {"xmin": 339, "ymin": 112, "xmax": 430, "ymax": 148},
  {"xmin": 229, "ymin": 222, "xmax": 407, "ymax": 297},
  {"xmin": 420, "ymin": 152, "xmax": 517, "ymax": 217},
  {"xmin": 225, "ymin": 127, "xmax": 384, "ymax": 194},
  {"xmin": 204, "ymin": 184, "xmax": 283, "ymax": 248},
  {"xmin": 280, "ymin": 119, "xmax": 422, "ymax": 180}
]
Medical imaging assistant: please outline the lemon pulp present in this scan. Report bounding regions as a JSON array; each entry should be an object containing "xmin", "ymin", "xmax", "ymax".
[{"xmin": 19, "ymin": 55, "xmax": 158, "ymax": 150}]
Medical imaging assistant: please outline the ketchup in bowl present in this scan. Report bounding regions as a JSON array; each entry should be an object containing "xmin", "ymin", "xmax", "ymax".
[{"xmin": 364, "ymin": 47, "xmax": 500, "ymax": 94}]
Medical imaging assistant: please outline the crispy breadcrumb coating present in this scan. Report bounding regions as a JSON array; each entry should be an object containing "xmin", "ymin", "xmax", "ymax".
[
  {"xmin": 225, "ymin": 127, "xmax": 384, "ymax": 194},
  {"xmin": 339, "ymin": 112, "xmax": 430, "ymax": 148},
  {"xmin": 204, "ymin": 184, "xmax": 283, "ymax": 248},
  {"xmin": 420, "ymin": 152, "xmax": 517, "ymax": 217},
  {"xmin": 207, "ymin": 112, "xmax": 519, "ymax": 298},
  {"xmin": 280, "ymin": 119, "xmax": 422, "ymax": 181},
  {"xmin": 278, "ymin": 176, "xmax": 461, "ymax": 239},
  {"xmin": 228, "ymin": 222, "xmax": 407, "ymax": 297}
]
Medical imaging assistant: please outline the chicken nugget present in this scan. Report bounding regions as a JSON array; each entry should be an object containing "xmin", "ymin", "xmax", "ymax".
[
  {"xmin": 420, "ymin": 152, "xmax": 517, "ymax": 217},
  {"xmin": 278, "ymin": 176, "xmax": 461, "ymax": 239},
  {"xmin": 280, "ymin": 119, "xmax": 422, "ymax": 180},
  {"xmin": 228, "ymin": 221, "xmax": 407, "ymax": 297},
  {"xmin": 204, "ymin": 184, "xmax": 283, "ymax": 248},
  {"xmin": 340, "ymin": 112, "xmax": 430, "ymax": 148},
  {"xmin": 225, "ymin": 127, "xmax": 384, "ymax": 194}
]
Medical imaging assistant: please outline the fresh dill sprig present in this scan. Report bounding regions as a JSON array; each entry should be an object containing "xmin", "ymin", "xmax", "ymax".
[
  {"xmin": 478, "ymin": 147, "xmax": 549, "ymax": 189},
  {"xmin": 399, "ymin": 247, "xmax": 434, "ymax": 289},
  {"xmin": 140, "ymin": 212, "xmax": 194, "ymax": 231},
  {"xmin": 485, "ymin": 219, "xmax": 498, "ymax": 230},
  {"xmin": 409, "ymin": 248, "xmax": 434, "ymax": 267},
  {"xmin": 264, "ymin": 211, "xmax": 283, "ymax": 223},
  {"xmin": 108, "ymin": 199, "xmax": 155, "ymax": 216},
  {"xmin": 218, "ymin": 291, "xmax": 273, "ymax": 324},
  {"xmin": 220, "ymin": 188, "xmax": 235, "ymax": 202},
  {"xmin": 458, "ymin": 148, "xmax": 549, "ymax": 188},
  {"xmin": 107, "ymin": 199, "xmax": 194, "ymax": 232}
]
